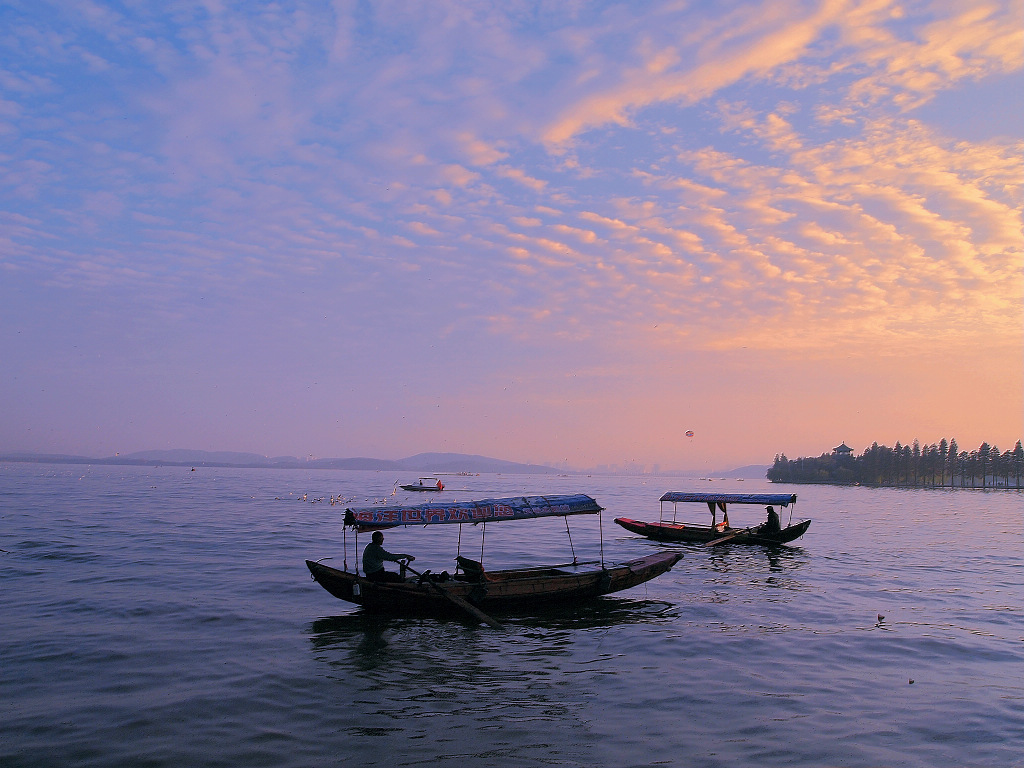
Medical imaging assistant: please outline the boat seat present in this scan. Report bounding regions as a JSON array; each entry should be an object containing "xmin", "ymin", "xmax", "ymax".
[{"xmin": 455, "ymin": 556, "xmax": 492, "ymax": 582}]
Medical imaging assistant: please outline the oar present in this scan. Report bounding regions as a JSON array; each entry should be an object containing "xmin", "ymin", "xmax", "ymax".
[
  {"xmin": 403, "ymin": 563, "xmax": 502, "ymax": 629},
  {"xmin": 704, "ymin": 526, "xmax": 753, "ymax": 547}
]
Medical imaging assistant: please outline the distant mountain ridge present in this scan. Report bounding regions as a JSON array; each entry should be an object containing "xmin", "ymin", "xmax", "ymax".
[
  {"xmin": 0, "ymin": 450, "xmax": 768, "ymax": 478},
  {"xmin": 119, "ymin": 449, "xmax": 274, "ymax": 465},
  {"xmin": 305, "ymin": 452, "xmax": 561, "ymax": 474},
  {"xmin": 718, "ymin": 464, "xmax": 771, "ymax": 479},
  {"xmin": 0, "ymin": 449, "xmax": 563, "ymax": 475}
]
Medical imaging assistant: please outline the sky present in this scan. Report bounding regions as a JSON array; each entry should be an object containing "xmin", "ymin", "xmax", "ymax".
[{"xmin": 2, "ymin": 0, "xmax": 1022, "ymax": 472}]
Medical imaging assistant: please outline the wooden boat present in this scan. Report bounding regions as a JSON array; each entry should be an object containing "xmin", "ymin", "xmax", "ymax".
[
  {"xmin": 306, "ymin": 494, "xmax": 682, "ymax": 623},
  {"xmin": 614, "ymin": 492, "xmax": 810, "ymax": 545},
  {"xmin": 399, "ymin": 476, "xmax": 444, "ymax": 492},
  {"xmin": 307, "ymin": 551, "xmax": 681, "ymax": 615}
]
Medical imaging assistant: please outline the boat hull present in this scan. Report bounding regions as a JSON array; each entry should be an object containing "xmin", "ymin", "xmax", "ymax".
[
  {"xmin": 614, "ymin": 517, "xmax": 810, "ymax": 545},
  {"xmin": 306, "ymin": 551, "xmax": 682, "ymax": 615},
  {"xmin": 399, "ymin": 485, "xmax": 441, "ymax": 492}
]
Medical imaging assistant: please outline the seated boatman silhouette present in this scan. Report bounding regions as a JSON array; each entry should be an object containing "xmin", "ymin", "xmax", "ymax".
[
  {"xmin": 362, "ymin": 531, "xmax": 415, "ymax": 582},
  {"xmin": 763, "ymin": 505, "xmax": 782, "ymax": 534}
]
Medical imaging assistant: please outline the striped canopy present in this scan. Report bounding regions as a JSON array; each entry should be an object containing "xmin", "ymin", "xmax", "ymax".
[
  {"xmin": 659, "ymin": 492, "xmax": 796, "ymax": 506},
  {"xmin": 345, "ymin": 493, "xmax": 603, "ymax": 531}
]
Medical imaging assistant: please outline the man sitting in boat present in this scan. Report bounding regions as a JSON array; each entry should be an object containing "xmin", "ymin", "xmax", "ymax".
[
  {"xmin": 362, "ymin": 531, "xmax": 415, "ymax": 582},
  {"xmin": 763, "ymin": 505, "xmax": 782, "ymax": 534}
]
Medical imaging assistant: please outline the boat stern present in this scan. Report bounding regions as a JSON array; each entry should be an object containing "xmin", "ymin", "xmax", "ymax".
[{"xmin": 307, "ymin": 559, "xmax": 365, "ymax": 604}]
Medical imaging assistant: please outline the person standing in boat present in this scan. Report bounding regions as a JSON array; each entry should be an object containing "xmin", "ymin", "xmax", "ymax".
[
  {"xmin": 764, "ymin": 505, "xmax": 782, "ymax": 534},
  {"xmin": 362, "ymin": 531, "xmax": 415, "ymax": 582}
]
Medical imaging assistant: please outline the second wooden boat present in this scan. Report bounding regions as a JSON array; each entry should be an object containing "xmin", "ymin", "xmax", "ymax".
[{"xmin": 614, "ymin": 492, "xmax": 810, "ymax": 545}]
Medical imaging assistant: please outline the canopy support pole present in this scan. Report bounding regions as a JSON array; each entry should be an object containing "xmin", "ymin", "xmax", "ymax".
[{"xmin": 564, "ymin": 516, "xmax": 577, "ymax": 564}]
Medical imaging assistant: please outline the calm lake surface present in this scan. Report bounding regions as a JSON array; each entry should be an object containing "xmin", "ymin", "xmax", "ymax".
[{"xmin": 2, "ymin": 463, "xmax": 1022, "ymax": 768}]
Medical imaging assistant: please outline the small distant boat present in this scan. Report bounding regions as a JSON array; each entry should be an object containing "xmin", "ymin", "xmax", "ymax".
[
  {"xmin": 400, "ymin": 477, "xmax": 445, "ymax": 492},
  {"xmin": 615, "ymin": 492, "xmax": 810, "ymax": 546},
  {"xmin": 306, "ymin": 494, "xmax": 682, "ymax": 624}
]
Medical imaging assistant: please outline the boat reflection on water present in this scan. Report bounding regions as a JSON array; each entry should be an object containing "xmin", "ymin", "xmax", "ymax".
[
  {"xmin": 763, "ymin": 542, "xmax": 809, "ymax": 574},
  {"xmin": 305, "ymin": 613, "xmax": 623, "ymax": 767},
  {"xmin": 307, "ymin": 594, "xmax": 679, "ymax": 658},
  {"xmin": 497, "ymin": 595, "xmax": 679, "ymax": 630},
  {"xmin": 305, "ymin": 593, "xmax": 683, "ymax": 756},
  {"xmin": 705, "ymin": 540, "xmax": 810, "ymax": 573},
  {"xmin": 697, "ymin": 543, "xmax": 814, "ymax": 611},
  {"xmin": 309, "ymin": 614, "xmax": 394, "ymax": 668}
]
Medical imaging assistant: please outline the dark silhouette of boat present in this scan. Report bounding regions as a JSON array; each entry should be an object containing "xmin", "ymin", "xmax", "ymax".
[
  {"xmin": 615, "ymin": 492, "xmax": 810, "ymax": 546},
  {"xmin": 306, "ymin": 494, "xmax": 681, "ymax": 624}
]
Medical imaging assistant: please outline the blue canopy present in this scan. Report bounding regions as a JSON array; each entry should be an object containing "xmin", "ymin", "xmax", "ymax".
[
  {"xmin": 345, "ymin": 494, "xmax": 603, "ymax": 531},
  {"xmin": 659, "ymin": 492, "xmax": 796, "ymax": 506}
]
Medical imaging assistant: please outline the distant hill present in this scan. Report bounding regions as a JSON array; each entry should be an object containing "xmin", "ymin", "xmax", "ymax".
[
  {"xmin": 0, "ymin": 452, "xmax": 99, "ymax": 465},
  {"xmin": 717, "ymin": 464, "xmax": 770, "ymax": 479},
  {"xmin": 304, "ymin": 452, "xmax": 559, "ymax": 474},
  {"xmin": 396, "ymin": 452, "xmax": 559, "ymax": 474},
  {"xmin": 121, "ymin": 449, "xmax": 276, "ymax": 465},
  {"xmin": 306, "ymin": 457, "xmax": 403, "ymax": 471},
  {"xmin": 0, "ymin": 449, "xmax": 561, "ymax": 475},
  {"xmin": 0, "ymin": 449, "xmax": 766, "ymax": 478}
]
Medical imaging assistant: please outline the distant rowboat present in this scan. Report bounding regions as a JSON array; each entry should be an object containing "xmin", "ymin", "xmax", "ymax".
[{"xmin": 400, "ymin": 476, "xmax": 444, "ymax": 492}]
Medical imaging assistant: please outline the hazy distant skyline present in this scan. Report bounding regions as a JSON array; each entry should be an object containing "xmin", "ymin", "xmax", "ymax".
[{"xmin": 2, "ymin": 1, "xmax": 1022, "ymax": 471}]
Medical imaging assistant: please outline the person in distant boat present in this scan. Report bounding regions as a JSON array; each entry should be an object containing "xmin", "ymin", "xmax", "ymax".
[
  {"xmin": 362, "ymin": 531, "xmax": 415, "ymax": 582},
  {"xmin": 764, "ymin": 505, "xmax": 782, "ymax": 534}
]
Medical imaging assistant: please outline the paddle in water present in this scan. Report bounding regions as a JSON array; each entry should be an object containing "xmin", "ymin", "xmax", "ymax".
[
  {"xmin": 704, "ymin": 526, "xmax": 753, "ymax": 547},
  {"xmin": 403, "ymin": 562, "xmax": 502, "ymax": 628}
]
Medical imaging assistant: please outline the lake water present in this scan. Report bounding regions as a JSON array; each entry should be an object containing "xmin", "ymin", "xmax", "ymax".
[{"xmin": 2, "ymin": 463, "xmax": 1022, "ymax": 767}]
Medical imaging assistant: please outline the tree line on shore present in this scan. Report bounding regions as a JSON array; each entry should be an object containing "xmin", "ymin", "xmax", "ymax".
[{"xmin": 767, "ymin": 439, "xmax": 1024, "ymax": 488}]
